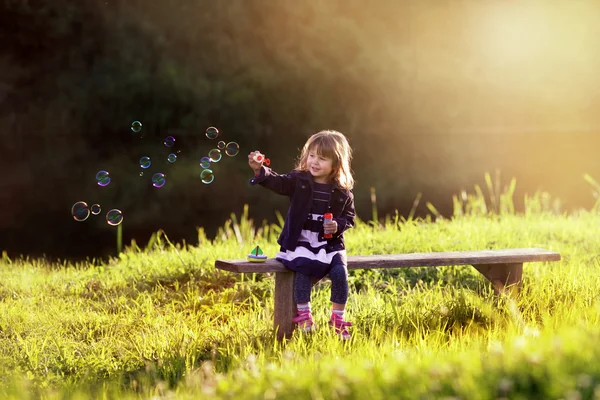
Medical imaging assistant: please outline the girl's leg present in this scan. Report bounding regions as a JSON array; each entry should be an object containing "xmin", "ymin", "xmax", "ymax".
[
  {"xmin": 329, "ymin": 262, "xmax": 349, "ymax": 309},
  {"xmin": 329, "ymin": 261, "xmax": 352, "ymax": 339},
  {"xmin": 292, "ymin": 272, "xmax": 316, "ymax": 331},
  {"xmin": 294, "ymin": 272, "xmax": 312, "ymax": 305}
]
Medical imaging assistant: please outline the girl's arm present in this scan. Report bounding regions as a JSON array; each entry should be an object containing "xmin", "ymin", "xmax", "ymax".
[
  {"xmin": 250, "ymin": 165, "xmax": 298, "ymax": 197},
  {"xmin": 331, "ymin": 190, "xmax": 356, "ymax": 239}
]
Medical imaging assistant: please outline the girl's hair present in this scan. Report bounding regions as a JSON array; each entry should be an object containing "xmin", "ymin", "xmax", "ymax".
[{"xmin": 295, "ymin": 130, "xmax": 354, "ymax": 190}]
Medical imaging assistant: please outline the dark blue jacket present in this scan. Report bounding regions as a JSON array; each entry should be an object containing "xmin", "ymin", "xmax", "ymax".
[{"xmin": 250, "ymin": 166, "xmax": 355, "ymax": 252}]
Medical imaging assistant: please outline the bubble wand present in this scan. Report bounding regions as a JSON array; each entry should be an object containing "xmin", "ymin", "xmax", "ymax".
[{"xmin": 252, "ymin": 152, "xmax": 270, "ymax": 167}]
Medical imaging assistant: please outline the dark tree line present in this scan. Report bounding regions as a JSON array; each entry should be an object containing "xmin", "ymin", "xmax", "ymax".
[{"xmin": 1, "ymin": 0, "xmax": 598, "ymax": 260}]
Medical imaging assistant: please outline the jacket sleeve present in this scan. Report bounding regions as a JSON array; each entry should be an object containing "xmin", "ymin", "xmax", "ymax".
[
  {"xmin": 332, "ymin": 190, "xmax": 355, "ymax": 239},
  {"xmin": 249, "ymin": 166, "xmax": 297, "ymax": 197}
]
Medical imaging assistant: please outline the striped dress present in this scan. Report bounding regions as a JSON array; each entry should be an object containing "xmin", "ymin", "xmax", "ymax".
[{"xmin": 275, "ymin": 181, "xmax": 346, "ymax": 280}]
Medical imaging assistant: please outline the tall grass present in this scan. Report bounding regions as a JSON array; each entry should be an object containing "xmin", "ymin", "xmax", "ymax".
[{"xmin": 1, "ymin": 173, "xmax": 599, "ymax": 399}]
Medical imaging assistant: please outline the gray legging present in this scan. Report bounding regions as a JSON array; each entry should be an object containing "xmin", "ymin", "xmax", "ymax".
[{"xmin": 294, "ymin": 262, "xmax": 349, "ymax": 304}]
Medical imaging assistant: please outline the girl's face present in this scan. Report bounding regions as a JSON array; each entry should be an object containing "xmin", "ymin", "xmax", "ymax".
[{"xmin": 307, "ymin": 149, "xmax": 334, "ymax": 183}]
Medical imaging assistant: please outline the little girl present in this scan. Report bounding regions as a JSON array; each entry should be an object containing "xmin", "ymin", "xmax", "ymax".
[{"xmin": 248, "ymin": 130, "xmax": 355, "ymax": 340}]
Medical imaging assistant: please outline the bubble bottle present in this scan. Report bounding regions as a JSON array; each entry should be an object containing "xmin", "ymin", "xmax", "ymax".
[{"xmin": 323, "ymin": 213, "xmax": 333, "ymax": 239}]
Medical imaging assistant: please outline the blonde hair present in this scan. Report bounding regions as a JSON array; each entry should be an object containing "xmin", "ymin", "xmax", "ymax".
[{"xmin": 295, "ymin": 130, "xmax": 354, "ymax": 190}]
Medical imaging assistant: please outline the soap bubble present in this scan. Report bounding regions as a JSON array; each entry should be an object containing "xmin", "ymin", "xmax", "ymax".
[
  {"xmin": 201, "ymin": 169, "xmax": 214, "ymax": 184},
  {"xmin": 96, "ymin": 170, "xmax": 111, "ymax": 187},
  {"xmin": 140, "ymin": 156, "xmax": 151, "ymax": 169},
  {"xmin": 205, "ymin": 127, "xmax": 219, "ymax": 139},
  {"xmin": 152, "ymin": 173, "xmax": 166, "ymax": 188},
  {"xmin": 200, "ymin": 156, "xmax": 211, "ymax": 169},
  {"xmin": 90, "ymin": 204, "xmax": 101, "ymax": 215},
  {"xmin": 106, "ymin": 209, "xmax": 123, "ymax": 226},
  {"xmin": 208, "ymin": 149, "xmax": 222, "ymax": 162},
  {"xmin": 217, "ymin": 141, "xmax": 226, "ymax": 149},
  {"xmin": 139, "ymin": 172, "xmax": 144, "ymax": 177},
  {"xmin": 131, "ymin": 121, "xmax": 142, "ymax": 133},
  {"xmin": 225, "ymin": 141, "xmax": 240, "ymax": 157},
  {"xmin": 164, "ymin": 136, "xmax": 176, "ymax": 147},
  {"xmin": 71, "ymin": 201, "xmax": 90, "ymax": 222},
  {"xmin": 167, "ymin": 153, "xmax": 177, "ymax": 163}
]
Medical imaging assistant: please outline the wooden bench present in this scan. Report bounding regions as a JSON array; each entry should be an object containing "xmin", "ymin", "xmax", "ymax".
[{"xmin": 215, "ymin": 248, "xmax": 561, "ymax": 339}]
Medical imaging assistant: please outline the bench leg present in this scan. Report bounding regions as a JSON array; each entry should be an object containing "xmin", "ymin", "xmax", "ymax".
[
  {"xmin": 472, "ymin": 262, "xmax": 523, "ymax": 296},
  {"xmin": 274, "ymin": 271, "xmax": 296, "ymax": 340}
]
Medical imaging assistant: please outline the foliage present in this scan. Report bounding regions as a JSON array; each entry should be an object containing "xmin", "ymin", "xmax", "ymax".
[
  {"xmin": 1, "ymin": 1, "xmax": 599, "ymax": 260},
  {"xmin": 1, "ymin": 182, "xmax": 600, "ymax": 398}
]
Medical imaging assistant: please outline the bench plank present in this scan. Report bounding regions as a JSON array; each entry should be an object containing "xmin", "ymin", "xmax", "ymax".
[{"xmin": 215, "ymin": 248, "xmax": 561, "ymax": 273}]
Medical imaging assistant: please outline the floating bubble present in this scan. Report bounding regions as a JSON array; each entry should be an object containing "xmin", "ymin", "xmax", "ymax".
[
  {"xmin": 201, "ymin": 169, "xmax": 214, "ymax": 184},
  {"xmin": 96, "ymin": 170, "xmax": 111, "ymax": 187},
  {"xmin": 164, "ymin": 136, "xmax": 176, "ymax": 147},
  {"xmin": 200, "ymin": 156, "xmax": 211, "ymax": 169},
  {"xmin": 106, "ymin": 209, "xmax": 124, "ymax": 226},
  {"xmin": 91, "ymin": 204, "xmax": 101, "ymax": 215},
  {"xmin": 139, "ymin": 172, "xmax": 144, "ymax": 176},
  {"xmin": 139, "ymin": 156, "xmax": 151, "ymax": 169},
  {"xmin": 167, "ymin": 153, "xmax": 177, "ymax": 163},
  {"xmin": 208, "ymin": 149, "xmax": 222, "ymax": 162},
  {"xmin": 71, "ymin": 201, "xmax": 90, "ymax": 222},
  {"xmin": 205, "ymin": 127, "xmax": 219, "ymax": 139},
  {"xmin": 152, "ymin": 173, "xmax": 166, "ymax": 188},
  {"xmin": 131, "ymin": 121, "xmax": 142, "ymax": 133},
  {"xmin": 217, "ymin": 141, "xmax": 226, "ymax": 149},
  {"xmin": 225, "ymin": 141, "xmax": 240, "ymax": 157}
]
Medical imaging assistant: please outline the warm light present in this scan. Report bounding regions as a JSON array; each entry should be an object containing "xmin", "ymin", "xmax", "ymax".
[{"xmin": 478, "ymin": 3, "xmax": 549, "ymax": 64}]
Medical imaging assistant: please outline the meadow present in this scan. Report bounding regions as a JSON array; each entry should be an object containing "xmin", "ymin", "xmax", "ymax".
[{"xmin": 1, "ymin": 175, "xmax": 600, "ymax": 399}]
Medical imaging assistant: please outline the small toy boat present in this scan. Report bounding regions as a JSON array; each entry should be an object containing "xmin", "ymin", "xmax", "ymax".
[{"xmin": 247, "ymin": 245, "xmax": 268, "ymax": 262}]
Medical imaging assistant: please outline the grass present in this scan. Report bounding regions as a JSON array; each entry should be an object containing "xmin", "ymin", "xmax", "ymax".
[{"xmin": 1, "ymin": 173, "xmax": 600, "ymax": 399}]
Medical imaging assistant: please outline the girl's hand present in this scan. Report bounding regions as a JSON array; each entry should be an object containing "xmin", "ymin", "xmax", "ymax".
[
  {"xmin": 248, "ymin": 150, "xmax": 263, "ymax": 173},
  {"xmin": 323, "ymin": 220, "xmax": 338, "ymax": 235}
]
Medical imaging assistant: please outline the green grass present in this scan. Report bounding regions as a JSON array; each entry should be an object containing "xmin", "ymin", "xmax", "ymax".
[{"xmin": 2, "ymin": 175, "xmax": 600, "ymax": 399}]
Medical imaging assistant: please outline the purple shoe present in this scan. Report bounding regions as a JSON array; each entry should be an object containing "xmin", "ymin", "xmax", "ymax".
[
  {"xmin": 292, "ymin": 310, "xmax": 316, "ymax": 332},
  {"xmin": 329, "ymin": 314, "xmax": 352, "ymax": 340}
]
